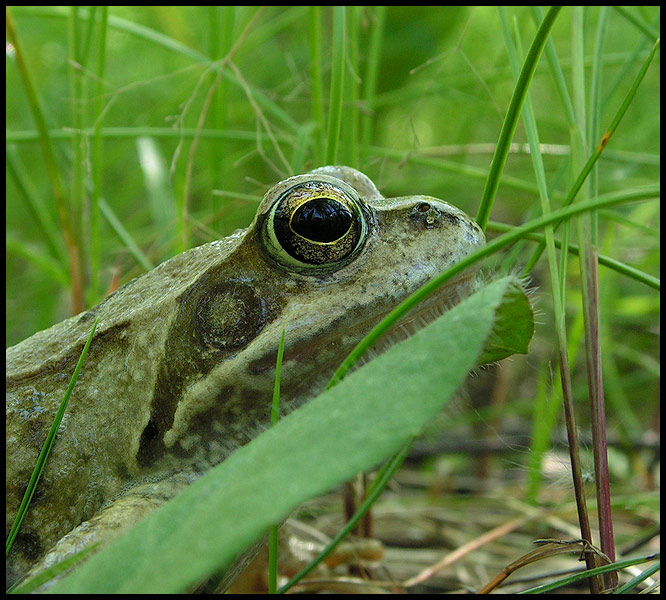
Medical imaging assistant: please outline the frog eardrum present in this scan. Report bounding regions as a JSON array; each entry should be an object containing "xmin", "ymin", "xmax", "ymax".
[{"xmin": 260, "ymin": 178, "xmax": 369, "ymax": 272}]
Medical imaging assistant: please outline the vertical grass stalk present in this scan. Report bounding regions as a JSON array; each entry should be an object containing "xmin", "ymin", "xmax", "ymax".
[
  {"xmin": 499, "ymin": 9, "xmax": 599, "ymax": 590},
  {"xmin": 208, "ymin": 6, "xmax": 235, "ymax": 212},
  {"xmin": 309, "ymin": 7, "xmax": 325, "ymax": 165},
  {"xmin": 6, "ymin": 7, "xmax": 85, "ymax": 314},
  {"xmin": 360, "ymin": 6, "xmax": 386, "ymax": 163},
  {"xmin": 571, "ymin": 9, "xmax": 617, "ymax": 587},
  {"xmin": 325, "ymin": 6, "xmax": 346, "ymax": 165},
  {"xmin": 343, "ymin": 6, "xmax": 361, "ymax": 166},
  {"xmin": 475, "ymin": 5, "xmax": 562, "ymax": 231},
  {"xmin": 90, "ymin": 6, "xmax": 108, "ymax": 303},
  {"xmin": 68, "ymin": 7, "xmax": 89, "ymax": 299}
]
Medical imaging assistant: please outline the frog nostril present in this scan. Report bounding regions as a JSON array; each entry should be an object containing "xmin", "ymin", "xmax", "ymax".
[{"xmin": 409, "ymin": 202, "xmax": 449, "ymax": 229}]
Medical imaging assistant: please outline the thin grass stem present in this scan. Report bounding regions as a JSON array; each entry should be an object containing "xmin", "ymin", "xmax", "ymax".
[
  {"xmin": 522, "ymin": 36, "xmax": 660, "ymax": 276},
  {"xmin": 476, "ymin": 6, "xmax": 562, "ymax": 231},
  {"xmin": 277, "ymin": 438, "xmax": 414, "ymax": 594},
  {"xmin": 309, "ymin": 7, "xmax": 325, "ymax": 165},
  {"xmin": 325, "ymin": 6, "xmax": 346, "ymax": 165},
  {"xmin": 68, "ymin": 7, "xmax": 87, "ymax": 287},
  {"xmin": 90, "ymin": 6, "xmax": 108, "ymax": 304},
  {"xmin": 6, "ymin": 7, "xmax": 85, "ymax": 314},
  {"xmin": 501, "ymin": 10, "xmax": 598, "ymax": 589},
  {"xmin": 360, "ymin": 7, "xmax": 386, "ymax": 163},
  {"xmin": 572, "ymin": 10, "xmax": 617, "ymax": 587}
]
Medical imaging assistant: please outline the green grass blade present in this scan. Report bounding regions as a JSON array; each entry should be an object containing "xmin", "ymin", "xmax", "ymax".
[
  {"xmin": 520, "ymin": 553, "xmax": 659, "ymax": 594},
  {"xmin": 309, "ymin": 6, "xmax": 325, "ymax": 165},
  {"xmin": 613, "ymin": 559, "xmax": 661, "ymax": 594},
  {"xmin": 97, "ymin": 198, "xmax": 154, "ymax": 272},
  {"xmin": 6, "ymin": 7, "xmax": 84, "ymax": 313},
  {"xmin": 360, "ymin": 6, "xmax": 386, "ymax": 160},
  {"xmin": 343, "ymin": 6, "xmax": 361, "ymax": 167},
  {"xmin": 522, "ymin": 36, "xmax": 660, "ymax": 275},
  {"xmin": 500, "ymin": 7, "xmax": 576, "ymax": 512},
  {"xmin": 325, "ymin": 6, "xmax": 346, "ymax": 165},
  {"xmin": 6, "ymin": 317, "xmax": 99, "ymax": 555},
  {"xmin": 68, "ymin": 6, "xmax": 86, "ymax": 268},
  {"xmin": 89, "ymin": 5, "xmax": 108, "ymax": 304},
  {"xmin": 9, "ymin": 544, "xmax": 100, "ymax": 594},
  {"xmin": 476, "ymin": 6, "xmax": 562, "ymax": 231}
]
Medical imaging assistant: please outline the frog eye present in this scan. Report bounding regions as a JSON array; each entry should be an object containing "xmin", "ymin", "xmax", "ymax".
[{"xmin": 262, "ymin": 180, "xmax": 369, "ymax": 272}]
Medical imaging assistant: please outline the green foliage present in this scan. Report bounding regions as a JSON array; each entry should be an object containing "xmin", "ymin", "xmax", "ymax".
[{"xmin": 475, "ymin": 278, "xmax": 533, "ymax": 365}]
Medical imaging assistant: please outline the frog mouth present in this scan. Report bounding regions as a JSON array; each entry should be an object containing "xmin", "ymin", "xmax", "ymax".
[{"xmin": 360, "ymin": 270, "xmax": 479, "ymax": 362}]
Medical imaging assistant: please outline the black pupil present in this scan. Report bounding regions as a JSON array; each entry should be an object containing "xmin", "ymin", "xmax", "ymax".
[{"xmin": 291, "ymin": 197, "xmax": 353, "ymax": 242}]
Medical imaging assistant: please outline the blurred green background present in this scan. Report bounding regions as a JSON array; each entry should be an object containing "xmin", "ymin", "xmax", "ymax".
[{"xmin": 6, "ymin": 6, "xmax": 659, "ymax": 379}]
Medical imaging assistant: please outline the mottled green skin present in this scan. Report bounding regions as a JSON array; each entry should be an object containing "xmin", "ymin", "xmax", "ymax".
[{"xmin": 6, "ymin": 166, "xmax": 484, "ymax": 586}]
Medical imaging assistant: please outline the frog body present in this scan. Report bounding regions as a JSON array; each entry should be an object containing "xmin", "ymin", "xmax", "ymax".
[{"xmin": 6, "ymin": 166, "xmax": 484, "ymax": 586}]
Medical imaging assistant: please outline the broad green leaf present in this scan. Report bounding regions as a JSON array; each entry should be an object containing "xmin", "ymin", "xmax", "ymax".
[
  {"xmin": 50, "ymin": 276, "xmax": 531, "ymax": 593},
  {"xmin": 476, "ymin": 278, "xmax": 534, "ymax": 365}
]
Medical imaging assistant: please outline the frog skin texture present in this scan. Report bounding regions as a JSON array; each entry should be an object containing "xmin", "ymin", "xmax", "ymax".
[{"xmin": 6, "ymin": 165, "xmax": 485, "ymax": 588}]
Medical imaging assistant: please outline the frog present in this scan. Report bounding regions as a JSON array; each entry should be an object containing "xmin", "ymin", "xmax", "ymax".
[{"xmin": 6, "ymin": 165, "xmax": 485, "ymax": 589}]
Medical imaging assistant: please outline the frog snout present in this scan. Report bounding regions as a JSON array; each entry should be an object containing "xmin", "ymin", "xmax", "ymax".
[{"xmin": 408, "ymin": 198, "xmax": 485, "ymax": 247}]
